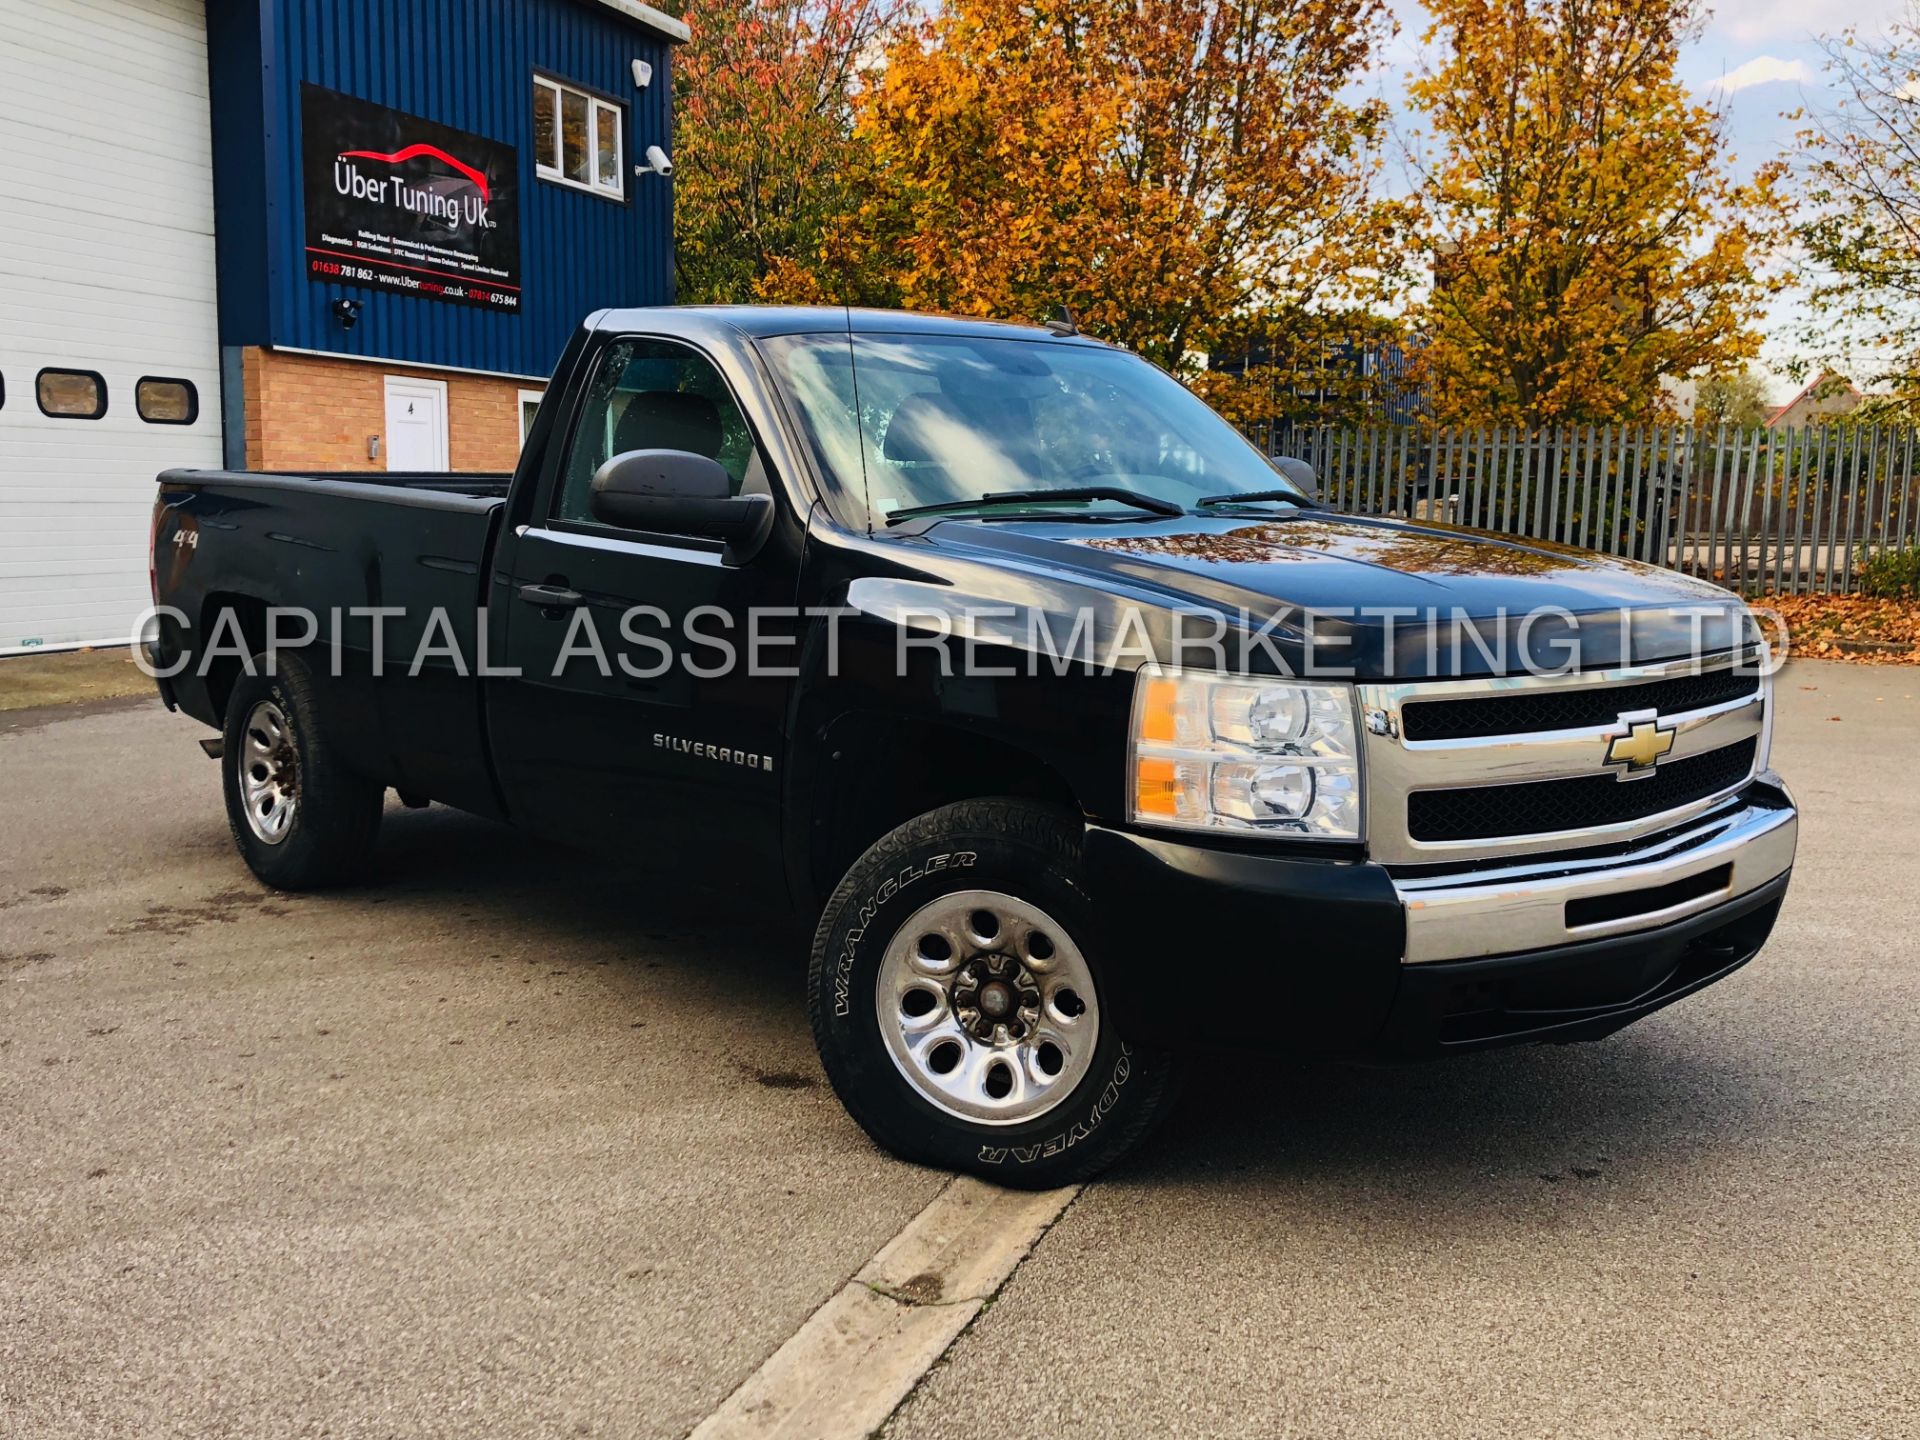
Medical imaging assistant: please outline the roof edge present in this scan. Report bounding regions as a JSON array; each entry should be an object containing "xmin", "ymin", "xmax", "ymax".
[
  {"xmin": 582, "ymin": 0, "xmax": 690, "ymax": 44},
  {"xmin": 1766, "ymin": 369, "xmax": 1861, "ymax": 427}
]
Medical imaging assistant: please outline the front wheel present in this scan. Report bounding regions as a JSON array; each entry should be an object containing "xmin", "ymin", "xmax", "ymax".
[{"xmin": 806, "ymin": 799, "xmax": 1179, "ymax": 1186}]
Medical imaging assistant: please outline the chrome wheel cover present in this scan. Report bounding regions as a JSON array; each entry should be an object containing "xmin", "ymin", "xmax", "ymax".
[
  {"xmin": 239, "ymin": 699, "xmax": 299, "ymax": 845},
  {"xmin": 876, "ymin": 889, "xmax": 1100, "ymax": 1126}
]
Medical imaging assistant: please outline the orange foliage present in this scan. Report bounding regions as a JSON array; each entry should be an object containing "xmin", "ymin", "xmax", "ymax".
[
  {"xmin": 762, "ymin": 0, "xmax": 1408, "ymax": 375},
  {"xmin": 1408, "ymin": 0, "xmax": 1789, "ymax": 425},
  {"xmin": 674, "ymin": 0, "xmax": 904, "ymax": 302}
]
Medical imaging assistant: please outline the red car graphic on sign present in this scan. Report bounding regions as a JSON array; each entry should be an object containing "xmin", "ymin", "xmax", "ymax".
[{"xmin": 337, "ymin": 143, "xmax": 490, "ymax": 200}]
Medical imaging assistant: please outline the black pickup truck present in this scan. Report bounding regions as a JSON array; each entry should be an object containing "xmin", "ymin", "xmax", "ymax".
[{"xmin": 147, "ymin": 307, "xmax": 1798, "ymax": 1184}]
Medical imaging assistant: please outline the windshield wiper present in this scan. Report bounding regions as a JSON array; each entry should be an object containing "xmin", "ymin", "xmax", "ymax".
[
  {"xmin": 886, "ymin": 487, "xmax": 1186, "ymax": 524},
  {"xmin": 1194, "ymin": 489, "xmax": 1316, "ymax": 509}
]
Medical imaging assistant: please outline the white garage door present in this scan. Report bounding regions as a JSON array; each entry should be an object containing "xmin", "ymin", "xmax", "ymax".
[{"xmin": 0, "ymin": 0, "xmax": 222, "ymax": 654}]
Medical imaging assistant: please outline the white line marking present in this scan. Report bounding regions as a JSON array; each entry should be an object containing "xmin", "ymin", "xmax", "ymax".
[{"xmin": 686, "ymin": 1177, "xmax": 1079, "ymax": 1440}]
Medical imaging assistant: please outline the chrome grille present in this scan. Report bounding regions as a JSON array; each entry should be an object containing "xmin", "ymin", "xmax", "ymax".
[
  {"xmin": 1359, "ymin": 654, "xmax": 1768, "ymax": 865},
  {"xmin": 1407, "ymin": 739, "xmax": 1758, "ymax": 842},
  {"xmin": 1401, "ymin": 668, "xmax": 1759, "ymax": 742}
]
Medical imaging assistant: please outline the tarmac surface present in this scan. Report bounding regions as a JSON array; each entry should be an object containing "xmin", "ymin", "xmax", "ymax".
[{"xmin": 2, "ymin": 659, "xmax": 1915, "ymax": 1438}]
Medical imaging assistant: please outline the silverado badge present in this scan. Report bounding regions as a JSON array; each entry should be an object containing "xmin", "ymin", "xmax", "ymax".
[{"xmin": 1604, "ymin": 715, "xmax": 1677, "ymax": 777}]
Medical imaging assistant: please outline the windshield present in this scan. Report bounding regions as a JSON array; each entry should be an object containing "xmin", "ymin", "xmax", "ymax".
[{"xmin": 759, "ymin": 333, "xmax": 1310, "ymax": 526}]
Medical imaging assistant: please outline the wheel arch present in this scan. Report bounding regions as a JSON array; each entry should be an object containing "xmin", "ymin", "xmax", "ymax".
[
  {"xmin": 198, "ymin": 591, "xmax": 272, "ymax": 722},
  {"xmin": 792, "ymin": 711, "xmax": 1086, "ymax": 913}
]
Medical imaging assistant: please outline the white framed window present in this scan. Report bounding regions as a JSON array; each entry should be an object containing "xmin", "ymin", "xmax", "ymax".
[
  {"xmin": 533, "ymin": 75, "xmax": 623, "ymax": 199},
  {"xmin": 518, "ymin": 388, "xmax": 545, "ymax": 448}
]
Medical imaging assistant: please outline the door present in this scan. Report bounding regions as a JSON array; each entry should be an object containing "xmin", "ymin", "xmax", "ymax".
[
  {"xmin": 487, "ymin": 337, "xmax": 803, "ymax": 877},
  {"xmin": 0, "ymin": 0, "xmax": 223, "ymax": 654},
  {"xmin": 384, "ymin": 376, "xmax": 449, "ymax": 470}
]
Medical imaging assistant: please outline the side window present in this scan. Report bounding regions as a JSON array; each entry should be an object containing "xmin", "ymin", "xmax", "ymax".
[
  {"xmin": 554, "ymin": 340, "xmax": 759, "ymax": 524},
  {"xmin": 38, "ymin": 368, "xmax": 107, "ymax": 419},
  {"xmin": 136, "ymin": 377, "xmax": 199, "ymax": 425}
]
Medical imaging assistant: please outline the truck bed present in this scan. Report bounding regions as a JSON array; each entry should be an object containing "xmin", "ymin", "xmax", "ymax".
[{"xmin": 152, "ymin": 465, "xmax": 514, "ymax": 817}]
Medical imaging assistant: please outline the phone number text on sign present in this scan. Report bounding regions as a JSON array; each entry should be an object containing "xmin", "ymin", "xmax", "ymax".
[{"xmin": 307, "ymin": 256, "xmax": 521, "ymax": 311}]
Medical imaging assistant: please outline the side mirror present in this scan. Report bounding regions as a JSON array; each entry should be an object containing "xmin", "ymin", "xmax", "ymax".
[
  {"xmin": 589, "ymin": 448, "xmax": 774, "ymax": 559},
  {"xmin": 1269, "ymin": 455, "xmax": 1321, "ymax": 502}
]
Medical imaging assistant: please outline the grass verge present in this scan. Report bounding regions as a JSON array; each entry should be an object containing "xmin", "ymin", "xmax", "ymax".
[{"xmin": 0, "ymin": 648, "xmax": 157, "ymax": 712}]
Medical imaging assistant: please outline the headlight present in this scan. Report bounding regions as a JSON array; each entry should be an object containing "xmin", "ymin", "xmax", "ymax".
[{"xmin": 1128, "ymin": 672, "xmax": 1363, "ymax": 839}]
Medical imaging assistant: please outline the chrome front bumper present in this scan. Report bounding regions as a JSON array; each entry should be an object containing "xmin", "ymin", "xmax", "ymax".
[{"xmin": 1393, "ymin": 777, "xmax": 1797, "ymax": 964}]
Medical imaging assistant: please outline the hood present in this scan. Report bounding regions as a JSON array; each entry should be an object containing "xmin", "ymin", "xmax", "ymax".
[{"xmin": 893, "ymin": 511, "xmax": 1752, "ymax": 679}]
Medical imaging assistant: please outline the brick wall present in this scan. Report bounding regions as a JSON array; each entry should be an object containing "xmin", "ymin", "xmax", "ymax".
[{"xmin": 241, "ymin": 347, "xmax": 538, "ymax": 472}]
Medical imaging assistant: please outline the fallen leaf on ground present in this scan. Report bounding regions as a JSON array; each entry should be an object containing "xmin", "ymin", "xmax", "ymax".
[{"xmin": 1757, "ymin": 594, "xmax": 1920, "ymax": 666}]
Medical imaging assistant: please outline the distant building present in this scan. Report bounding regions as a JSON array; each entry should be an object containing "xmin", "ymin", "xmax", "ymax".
[
  {"xmin": 1206, "ymin": 336, "xmax": 1427, "ymax": 430},
  {"xmin": 1767, "ymin": 372, "xmax": 1861, "ymax": 429}
]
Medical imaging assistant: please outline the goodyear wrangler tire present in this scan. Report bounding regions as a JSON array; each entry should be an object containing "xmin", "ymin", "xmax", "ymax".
[
  {"xmin": 806, "ymin": 799, "xmax": 1179, "ymax": 1186},
  {"xmin": 222, "ymin": 651, "xmax": 384, "ymax": 890}
]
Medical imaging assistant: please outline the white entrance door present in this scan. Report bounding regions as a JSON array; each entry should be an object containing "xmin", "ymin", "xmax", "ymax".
[{"xmin": 384, "ymin": 377, "xmax": 449, "ymax": 471}]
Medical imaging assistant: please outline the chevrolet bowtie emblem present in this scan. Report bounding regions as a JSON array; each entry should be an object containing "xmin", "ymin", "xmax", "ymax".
[{"xmin": 1605, "ymin": 716, "xmax": 1677, "ymax": 776}]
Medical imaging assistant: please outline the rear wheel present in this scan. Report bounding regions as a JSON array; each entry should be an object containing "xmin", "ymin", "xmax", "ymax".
[
  {"xmin": 807, "ymin": 799, "xmax": 1178, "ymax": 1186},
  {"xmin": 221, "ymin": 651, "xmax": 383, "ymax": 890}
]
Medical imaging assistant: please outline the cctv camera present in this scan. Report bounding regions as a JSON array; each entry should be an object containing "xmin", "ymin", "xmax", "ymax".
[{"xmin": 644, "ymin": 144, "xmax": 672, "ymax": 177}]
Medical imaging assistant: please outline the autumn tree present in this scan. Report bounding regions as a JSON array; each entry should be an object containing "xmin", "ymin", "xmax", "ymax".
[
  {"xmin": 1408, "ymin": 0, "xmax": 1786, "ymax": 425},
  {"xmin": 1797, "ymin": 8, "xmax": 1920, "ymax": 399},
  {"xmin": 672, "ymin": 0, "xmax": 903, "ymax": 302},
  {"xmin": 763, "ymin": 0, "xmax": 1405, "ymax": 384},
  {"xmin": 1694, "ymin": 369, "xmax": 1772, "ymax": 427}
]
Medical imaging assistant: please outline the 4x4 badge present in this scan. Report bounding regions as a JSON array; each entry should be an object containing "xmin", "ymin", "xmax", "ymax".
[{"xmin": 1604, "ymin": 715, "xmax": 1677, "ymax": 777}]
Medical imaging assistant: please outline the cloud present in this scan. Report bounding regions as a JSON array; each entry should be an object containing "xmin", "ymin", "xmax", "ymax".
[
  {"xmin": 1712, "ymin": 0, "xmax": 1906, "ymax": 45},
  {"xmin": 1706, "ymin": 56, "xmax": 1814, "ymax": 97}
]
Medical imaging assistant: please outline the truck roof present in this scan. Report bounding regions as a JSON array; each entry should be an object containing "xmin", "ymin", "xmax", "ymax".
[{"xmin": 590, "ymin": 304, "xmax": 1113, "ymax": 346}]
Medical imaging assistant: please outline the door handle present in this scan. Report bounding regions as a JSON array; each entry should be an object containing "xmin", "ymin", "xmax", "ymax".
[{"xmin": 518, "ymin": 583, "xmax": 584, "ymax": 609}]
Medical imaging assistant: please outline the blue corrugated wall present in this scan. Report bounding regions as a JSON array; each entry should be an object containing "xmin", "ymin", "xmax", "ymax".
[{"xmin": 209, "ymin": 0, "xmax": 676, "ymax": 379}]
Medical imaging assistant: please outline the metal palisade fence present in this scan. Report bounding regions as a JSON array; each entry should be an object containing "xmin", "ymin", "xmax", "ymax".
[{"xmin": 1241, "ymin": 422, "xmax": 1920, "ymax": 596}]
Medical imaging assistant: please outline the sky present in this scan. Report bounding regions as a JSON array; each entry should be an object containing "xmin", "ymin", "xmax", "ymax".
[{"xmin": 1376, "ymin": 0, "xmax": 1915, "ymax": 403}]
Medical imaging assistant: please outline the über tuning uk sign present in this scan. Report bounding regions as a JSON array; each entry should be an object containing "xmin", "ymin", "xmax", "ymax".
[{"xmin": 300, "ymin": 84, "xmax": 522, "ymax": 313}]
